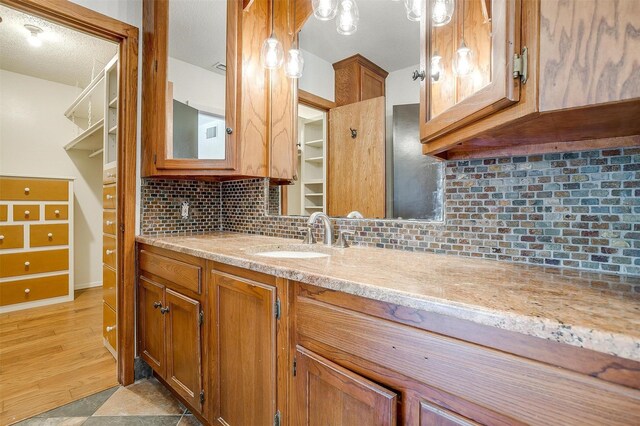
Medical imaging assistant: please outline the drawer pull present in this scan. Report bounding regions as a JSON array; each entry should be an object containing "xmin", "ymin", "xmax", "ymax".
[
  {"xmin": 106, "ymin": 220, "xmax": 113, "ymax": 226},
  {"xmin": 24, "ymin": 261, "xmax": 30, "ymax": 267},
  {"xmin": 24, "ymin": 210, "xmax": 30, "ymax": 216},
  {"xmin": 24, "ymin": 288, "xmax": 30, "ymax": 294},
  {"xmin": 54, "ymin": 210, "xmax": 60, "ymax": 215},
  {"xmin": 47, "ymin": 233, "xmax": 53, "ymax": 238},
  {"xmin": 107, "ymin": 172, "xmax": 115, "ymax": 178},
  {"xmin": 160, "ymin": 306, "xmax": 170, "ymax": 314},
  {"xmin": 0, "ymin": 235, "xmax": 4, "ymax": 240},
  {"xmin": 106, "ymin": 325, "xmax": 116, "ymax": 332},
  {"xmin": 24, "ymin": 187, "xmax": 30, "ymax": 194},
  {"xmin": 106, "ymin": 249, "xmax": 115, "ymax": 255},
  {"xmin": 153, "ymin": 301, "xmax": 162, "ymax": 309},
  {"xmin": 106, "ymin": 194, "xmax": 114, "ymax": 200}
]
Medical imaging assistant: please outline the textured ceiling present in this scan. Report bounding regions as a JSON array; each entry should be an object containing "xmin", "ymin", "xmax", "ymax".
[
  {"xmin": 0, "ymin": 4, "xmax": 118, "ymax": 88},
  {"xmin": 300, "ymin": 0, "xmax": 420, "ymax": 73},
  {"xmin": 169, "ymin": 0, "xmax": 227, "ymax": 73}
]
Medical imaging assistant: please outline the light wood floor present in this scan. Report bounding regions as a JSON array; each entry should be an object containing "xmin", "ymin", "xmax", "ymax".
[{"xmin": 0, "ymin": 288, "xmax": 118, "ymax": 425}]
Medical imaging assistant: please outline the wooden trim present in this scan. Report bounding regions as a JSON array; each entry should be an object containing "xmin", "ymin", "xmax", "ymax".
[
  {"xmin": 332, "ymin": 54, "xmax": 389, "ymax": 78},
  {"xmin": 2, "ymin": 0, "xmax": 139, "ymax": 386},
  {"xmin": 298, "ymin": 90, "xmax": 336, "ymax": 111}
]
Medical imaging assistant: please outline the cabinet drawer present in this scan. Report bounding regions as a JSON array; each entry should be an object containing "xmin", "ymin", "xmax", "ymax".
[
  {"xmin": 103, "ymin": 264, "xmax": 116, "ymax": 309},
  {"xmin": 103, "ymin": 210, "xmax": 116, "ymax": 235},
  {"xmin": 45, "ymin": 204, "xmax": 68, "ymax": 220},
  {"xmin": 30, "ymin": 224, "xmax": 68, "ymax": 247},
  {"xmin": 0, "ymin": 274, "xmax": 68, "ymax": 306},
  {"xmin": 0, "ymin": 177, "xmax": 68, "ymax": 201},
  {"xmin": 0, "ymin": 205, "xmax": 7, "ymax": 221},
  {"xmin": 103, "ymin": 234, "xmax": 116, "ymax": 269},
  {"xmin": 139, "ymin": 249, "xmax": 201, "ymax": 294},
  {"xmin": 0, "ymin": 249, "xmax": 68, "ymax": 278},
  {"xmin": 103, "ymin": 301, "xmax": 117, "ymax": 351},
  {"xmin": 103, "ymin": 166, "xmax": 117, "ymax": 184},
  {"xmin": 13, "ymin": 205, "xmax": 40, "ymax": 221},
  {"xmin": 103, "ymin": 184, "xmax": 116, "ymax": 209},
  {"xmin": 0, "ymin": 225, "xmax": 24, "ymax": 250}
]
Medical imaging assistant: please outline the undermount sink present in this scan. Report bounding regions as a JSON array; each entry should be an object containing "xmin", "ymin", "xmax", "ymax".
[{"xmin": 246, "ymin": 244, "xmax": 332, "ymax": 259}]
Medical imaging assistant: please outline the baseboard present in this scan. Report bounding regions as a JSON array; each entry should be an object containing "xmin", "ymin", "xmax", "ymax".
[{"xmin": 75, "ymin": 281, "xmax": 102, "ymax": 290}]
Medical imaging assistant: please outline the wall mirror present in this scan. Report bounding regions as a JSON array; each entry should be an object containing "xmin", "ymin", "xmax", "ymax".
[{"xmin": 270, "ymin": 0, "xmax": 444, "ymax": 221}]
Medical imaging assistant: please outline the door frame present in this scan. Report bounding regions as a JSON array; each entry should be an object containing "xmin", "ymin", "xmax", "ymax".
[{"xmin": 2, "ymin": 0, "xmax": 139, "ymax": 385}]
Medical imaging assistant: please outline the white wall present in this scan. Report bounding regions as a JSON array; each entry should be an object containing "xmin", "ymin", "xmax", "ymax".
[
  {"xmin": 299, "ymin": 49, "xmax": 335, "ymax": 102},
  {"xmin": 0, "ymin": 70, "xmax": 103, "ymax": 288},
  {"xmin": 169, "ymin": 56, "xmax": 226, "ymax": 116}
]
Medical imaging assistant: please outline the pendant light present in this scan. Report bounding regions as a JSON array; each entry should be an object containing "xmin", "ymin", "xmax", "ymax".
[
  {"xmin": 336, "ymin": 0, "xmax": 359, "ymax": 35},
  {"xmin": 431, "ymin": 0, "xmax": 454, "ymax": 27},
  {"xmin": 453, "ymin": 1, "xmax": 473, "ymax": 76},
  {"xmin": 261, "ymin": 0, "xmax": 284, "ymax": 70},
  {"xmin": 430, "ymin": 52, "xmax": 442, "ymax": 82},
  {"xmin": 285, "ymin": 5, "xmax": 304, "ymax": 78},
  {"xmin": 312, "ymin": 0, "xmax": 338, "ymax": 20},
  {"xmin": 404, "ymin": 0, "xmax": 421, "ymax": 22}
]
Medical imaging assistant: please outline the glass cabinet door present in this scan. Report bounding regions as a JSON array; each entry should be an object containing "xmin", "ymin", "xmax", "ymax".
[{"xmin": 421, "ymin": 0, "xmax": 521, "ymax": 142}]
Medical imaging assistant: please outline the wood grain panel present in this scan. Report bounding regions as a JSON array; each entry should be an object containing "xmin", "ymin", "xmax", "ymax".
[
  {"xmin": 30, "ymin": 224, "xmax": 68, "ymax": 248},
  {"xmin": 419, "ymin": 400, "xmax": 479, "ymax": 426},
  {"xmin": 0, "ymin": 274, "xmax": 68, "ymax": 306},
  {"xmin": 360, "ymin": 66, "xmax": 386, "ymax": 103},
  {"xmin": 0, "ymin": 225, "xmax": 23, "ymax": 250},
  {"xmin": 45, "ymin": 205, "xmax": 68, "ymax": 220},
  {"xmin": 103, "ymin": 184, "xmax": 116, "ymax": 209},
  {"xmin": 539, "ymin": 0, "xmax": 640, "ymax": 111},
  {"xmin": 103, "ymin": 264, "xmax": 116, "ymax": 310},
  {"xmin": 103, "ymin": 210, "xmax": 116, "ymax": 235},
  {"xmin": 0, "ymin": 178, "xmax": 68, "ymax": 201},
  {"xmin": 103, "ymin": 301, "xmax": 117, "ymax": 352},
  {"xmin": 12, "ymin": 205, "xmax": 40, "ymax": 221},
  {"xmin": 0, "ymin": 205, "xmax": 7, "ymax": 221},
  {"xmin": 103, "ymin": 234, "xmax": 116, "ymax": 269},
  {"xmin": 296, "ymin": 297, "xmax": 640, "ymax": 425},
  {"xmin": 0, "ymin": 249, "xmax": 68, "ymax": 278},
  {"xmin": 139, "ymin": 249, "xmax": 201, "ymax": 294},
  {"xmin": 138, "ymin": 276, "xmax": 166, "ymax": 376},
  {"xmin": 328, "ymin": 96, "xmax": 386, "ymax": 218}
]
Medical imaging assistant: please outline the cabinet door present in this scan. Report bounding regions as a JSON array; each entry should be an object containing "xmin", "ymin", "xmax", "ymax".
[
  {"xmin": 295, "ymin": 347, "xmax": 397, "ymax": 426},
  {"xmin": 210, "ymin": 271, "xmax": 277, "ymax": 426},
  {"xmin": 421, "ymin": 0, "xmax": 521, "ymax": 142},
  {"xmin": 138, "ymin": 276, "xmax": 166, "ymax": 376},
  {"xmin": 165, "ymin": 288, "xmax": 203, "ymax": 411},
  {"xmin": 419, "ymin": 400, "xmax": 480, "ymax": 426}
]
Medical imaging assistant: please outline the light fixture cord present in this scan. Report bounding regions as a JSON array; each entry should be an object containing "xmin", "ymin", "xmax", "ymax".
[
  {"xmin": 461, "ymin": 0, "xmax": 465, "ymax": 43},
  {"xmin": 271, "ymin": 0, "xmax": 275, "ymax": 37}
]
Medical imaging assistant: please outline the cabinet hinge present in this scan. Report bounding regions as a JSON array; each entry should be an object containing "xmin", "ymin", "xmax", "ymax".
[
  {"xmin": 200, "ymin": 390, "xmax": 205, "ymax": 404},
  {"xmin": 198, "ymin": 310, "xmax": 204, "ymax": 326},
  {"xmin": 274, "ymin": 410, "xmax": 281, "ymax": 426},
  {"xmin": 274, "ymin": 298, "xmax": 281, "ymax": 320},
  {"xmin": 513, "ymin": 47, "xmax": 528, "ymax": 84},
  {"xmin": 293, "ymin": 357, "xmax": 297, "ymax": 377},
  {"xmin": 153, "ymin": 154, "xmax": 157, "ymax": 165}
]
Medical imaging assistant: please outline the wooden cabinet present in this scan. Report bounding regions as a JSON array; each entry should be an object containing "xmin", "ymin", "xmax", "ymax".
[
  {"xmin": 139, "ymin": 276, "xmax": 165, "ymax": 374},
  {"xmin": 421, "ymin": 0, "xmax": 640, "ymax": 159},
  {"xmin": 295, "ymin": 346, "xmax": 397, "ymax": 426},
  {"xmin": 333, "ymin": 54, "xmax": 388, "ymax": 107}
]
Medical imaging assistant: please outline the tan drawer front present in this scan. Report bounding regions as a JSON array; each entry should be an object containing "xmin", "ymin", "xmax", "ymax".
[
  {"xmin": 0, "ymin": 249, "xmax": 68, "ymax": 278},
  {"xmin": 0, "ymin": 225, "xmax": 24, "ymax": 250},
  {"xmin": 0, "ymin": 205, "xmax": 7, "ymax": 221},
  {"xmin": 103, "ymin": 184, "xmax": 116, "ymax": 209},
  {"xmin": 103, "ymin": 210, "xmax": 116, "ymax": 235},
  {"xmin": 0, "ymin": 178, "xmax": 68, "ymax": 201},
  {"xmin": 45, "ymin": 205, "xmax": 68, "ymax": 220},
  {"xmin": 30, "ymin": 224, "xmax": 68, "ymax": 247},
  {"xmin": 103, "ymin": 167, "xmax": 117, "ymax": 185},
  {"xmin": 13, "ymin": 205, "xmax": 40, "ymax": 221},
  {"xmin": 139, "ymin": 249, "xmax": 201, "ymax": 294},
  {"xmin": 103, "ymin": 234, "xmax": 116, "ymax": 269},
  {"xmin": 0, "ymin": 274, "xmax": 68, "ymax": 306},
  {"xmin": 103, "ymin": 264, "xmax": 116, "ymax": 309},
  {"xmin": 103, "ymin": 302, "xmax": 117, "ymax": 351}
]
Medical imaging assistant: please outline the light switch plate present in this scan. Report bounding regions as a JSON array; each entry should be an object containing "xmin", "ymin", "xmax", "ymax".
[{"xmin": 181, "ymin": 201, "xmax": 190, "ymax": 219}]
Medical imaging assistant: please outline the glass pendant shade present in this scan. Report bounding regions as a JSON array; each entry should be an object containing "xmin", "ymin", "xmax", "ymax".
[
  {"xmin": 336, "ymin": 0, "xmax": 359, "ymax": 35},
  {"xmin": 404, "ymin": 0, "xmax": 422, "ymax": 22},
  {"xmin": 261, "ymin": 36, "xmax": 284, "ymax": 70},
  {"xmin": 453, "ymin": 40, "xmax": 473, "ymax": 76},
  {"xmin": 430, "ymin": 53, "xmax": 442, "ymax": 82},
  {"xmin": 312, "ymin": 0, "xmax": 338, "ymax": 20},
  {"xmin": 285, "ymin": 49, "xmax": 304, "ymax": 79},
  {"xmin": 432, "ymin": 0, "xmax": 454, "ymax": 27}
]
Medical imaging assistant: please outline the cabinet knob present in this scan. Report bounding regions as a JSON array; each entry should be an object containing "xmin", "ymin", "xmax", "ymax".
[
  {"xmin": 0, "ymin": 235, "xmax": 4, "ymax": 240},
  {"xmin": 47, "ymin": 233, "xmax": 53, "ymax": 238},
  {"xmin": 153, "ymin": 301, "xmax": 162, "ymax": 309},
  {"xmin": 106, "ymin": 325, "xmax": 116, "ymax": 332},
  {"xmin": 106, "ymin": 220, "xmax": 113, "ymax": 226},
  {"xmin": 412, "ymin": 69, "xmax": 426, "ymax": 81},
  {"xmin": 160, "ymin": 306, "xmax": 170, "ymax": 314},
  {"xmin": 225, "ymin": 127, "xmax": 233, "ymax": 135},
  {"xmin": 24, "ymin": 288, "xmax": 30, "ymax": 294},
  {"xmin": 24, "ymin": 261, "xmax": 30, "ymax": 267},
  {"xmin": 106, "ymin": 194, "xmax": 114, "ymax": 200},
  {"xmin": 107, "ymin": 172, "xmax": 114, "ymax": 178},
  {"xmin": 54, "ymin": 210, "xmax": 60, "ymax": 215},
  {"xmin": 106, "ymin": 249, "xmax": 114, "ymax": 255},
  {"xmin": 24, "ymin": 210, "xmax": 30, "ymax": 216},
  {"xmin": 24, "ymin": 187, "xmax": 30, "ymax": 194}
]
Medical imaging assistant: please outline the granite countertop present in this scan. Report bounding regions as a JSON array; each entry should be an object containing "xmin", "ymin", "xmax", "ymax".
[{"xmin": 136, "ymin": 232, "xmax": 640, "ymax": 362}]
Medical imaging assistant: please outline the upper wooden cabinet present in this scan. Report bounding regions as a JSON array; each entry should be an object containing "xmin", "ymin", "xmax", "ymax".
[
  {"xmin": 333, "ymin": 54, "xmax": 388, "ymax": 107},
  {"xmin": 141, "ymin": 0, "xmax": 296, "ymax": 180},
  {"xmin": 421, "ymin": 0, "xmax": 640, "ymax": 159}
]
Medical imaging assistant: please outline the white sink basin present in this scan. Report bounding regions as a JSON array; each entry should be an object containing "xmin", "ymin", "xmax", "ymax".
[
  {"xmin": 254, "ymin": 250, "xmax": 330, "ymax": 259},
  {"xmin": 246, "ymin": 244, "xmax": 333, "ymax": 259}
]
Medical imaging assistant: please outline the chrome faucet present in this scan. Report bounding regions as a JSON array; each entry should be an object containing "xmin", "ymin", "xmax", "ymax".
[{"xmin": 307, "ymin": 212, "xmax": 333, "ymax": 246}]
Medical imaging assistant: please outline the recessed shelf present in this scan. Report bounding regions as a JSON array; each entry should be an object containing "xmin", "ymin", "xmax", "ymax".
[
  {"xmin": 303, "ymin": 180, "xmax": 323, "ymax": 185},
  {"xmin": 64, "ymin": 72, "xmax": 105, "ymax": 120},
  {"xmin": 89, "ymin": 148, "xmax": 104, "ymax": 158},
  {"xmin": 64, "ymin": 119, "xmax": 104, "ymax": 152},
  {"xmin": 108, "ymin": 125, "xmax": 118, "ymax": 134},
  {"xmin": 305, "ymin": 206, "xmax": 323, "ymax": 210},
  {"xmin": 109, "ymin": 97, "xmax": 118, "ymax": 108},
  {"xmin": 305, "ymin": 193, "xmax": 323, "ymax": 197},
  {"xmin": 305, "ymin": 139, "xmax": 323, "ymax": 147},
  {"xmin": 305, "ymin": 156, "xmax": 323, "ymax": 163}
]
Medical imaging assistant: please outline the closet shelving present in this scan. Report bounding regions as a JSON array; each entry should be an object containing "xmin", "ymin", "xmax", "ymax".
[{"xmin": 300, "ymin": 115, "xmax": 326, "ymax": 216}]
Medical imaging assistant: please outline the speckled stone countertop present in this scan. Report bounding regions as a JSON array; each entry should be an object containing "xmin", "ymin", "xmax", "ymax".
[{"xmin": 136, "ymin": 232, "xmax": 640, "ymax": 362}]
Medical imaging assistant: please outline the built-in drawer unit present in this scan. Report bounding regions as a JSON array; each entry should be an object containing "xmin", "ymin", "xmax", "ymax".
[
  {"xmin": 30, "ymin": 224, "xmax": 69, "ymax": 247},
  {"xmin": 103, "ymin": 166, "xmax": 117, "ymax": 185},
  {"xmin": 0, "ymin": 225, "xmax": 24, "ymax": 250},
  {"xmin": 138, "ymin": 249, "xmax": 202, "ymax": 294},
  {"xmin": 0, "ymin": 249, "xmax": 68, "ymax": 278},
  {"xmin": 0, "ymin": 205, "xmax": 7, "ymax": 221},
  {"xmin": 0, "ymin": 177, "xmax": 68, "ymax": 201},
  {"xmin": 103, "ymin": 184, "xmax": 116, "ymax": 209},
  {"xmin": 103, "ymin": 301, "xmax": 117, "ymax": 355},
  {"xmin": 12, "ymin": 205, "xmax": 39, "ymax": 221},
  {"xmin": 0, "ymin": 274, "xmax": 68, "ymax": 306},
  {"xmin": 103, "ymin": 210, "xmax": 116, "ymax": 235},
  {"xmin": 45, "ymin": 204, "xmax": 68, "ymax": 220},
  {"xmin": 103, "ymin": 264, "xmax": 116, "ymax": 309},
  {"xmin": 103, "ymin": 234, "xmax": 116, "ymax": 269}
]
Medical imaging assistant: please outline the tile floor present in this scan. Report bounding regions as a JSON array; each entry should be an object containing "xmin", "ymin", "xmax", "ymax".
[{"xmin": 15, "ymin": 378, "xmax": 202, "ymax": 426}]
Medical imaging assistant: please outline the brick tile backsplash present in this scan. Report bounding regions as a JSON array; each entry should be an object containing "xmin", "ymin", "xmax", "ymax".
[{"xmin": 140, "ymin": 147, "xmax": 640, "ymax": 281}]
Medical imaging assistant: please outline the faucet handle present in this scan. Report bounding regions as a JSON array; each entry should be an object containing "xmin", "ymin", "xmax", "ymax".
[
  {"xmin": 335, "ymin": 230, "xmax": 355, "ymax": 248},
  {"xmin": 298, "ymin": 225, "xmax": 316, "ymax": 245}
]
